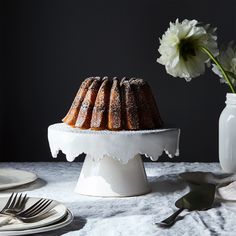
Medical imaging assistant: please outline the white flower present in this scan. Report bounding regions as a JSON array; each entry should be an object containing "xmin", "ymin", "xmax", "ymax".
[
  {"xmin": 212, "ymin": 41, "xmax": 236, "ymax": 86},
  {"xmin": 157, "ymin": 19, "xmax": 219, "ymax": 81}
]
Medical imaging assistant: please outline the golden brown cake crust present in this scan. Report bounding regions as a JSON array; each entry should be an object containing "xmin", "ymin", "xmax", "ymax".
[
  {"xmin": 108, "ymin": 78, "xmax": 122, "ymax": 130},
  {"xmin": 90, "ymin": 78, "xmax": 111, "ymax": 130},
  {"xmin": 62, "ymin": 77, "xmax": 94, "ymax": 126},
  {"xmin": 63, "ymin": 77, "xmax": 163, "ymax": 130},
  {"xmin": 121, "ymin": 81, "xmax": 140, "ymax": 130},
  {"xmin": 130, "ymin": 79, "xmax": 156, "ymax": 129},
  {"xmin": 75, "ymin": 77, "xmax": 102, "ymax": 129}
]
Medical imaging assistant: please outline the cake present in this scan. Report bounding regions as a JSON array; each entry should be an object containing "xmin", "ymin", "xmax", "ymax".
[{"xmin": 62, "ymin": 77, "xmax": 163, "ymax": 130}]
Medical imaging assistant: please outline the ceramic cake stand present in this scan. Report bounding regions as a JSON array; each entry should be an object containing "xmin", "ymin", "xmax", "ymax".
[{"xmin": 48, "ymin": 123, "xmax": 180, "ymax": 197}]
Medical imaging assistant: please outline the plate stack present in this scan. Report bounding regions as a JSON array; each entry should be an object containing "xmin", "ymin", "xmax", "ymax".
[
  {"xmin": 0, "ymin": 196, "xmax": 73, "ymax": 236},
  {"xmin": 0, "ymin": 168, "xmax": 73, "ymax": 235}
]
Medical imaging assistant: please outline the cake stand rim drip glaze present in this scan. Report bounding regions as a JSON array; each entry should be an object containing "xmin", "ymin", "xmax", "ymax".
[
  {"xmin": 48, "ymin": 123, "xmax": 180, "ymax": 197},
  {"xmin": 48, "ymin": 123, "xmax": 180, "ymax": 163}
]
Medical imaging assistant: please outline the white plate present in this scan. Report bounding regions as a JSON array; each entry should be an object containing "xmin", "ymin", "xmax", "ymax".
[
  {"xmin": 0, "ymin": 210, "xmax": 73, "ymax": 236},
  {"xmin": 0, "ymin": 169, "xmax": 37, "ymax": 190},
  {"xmin": 0, "ymin": 197, "xmax": 67, "ymax": 231}
]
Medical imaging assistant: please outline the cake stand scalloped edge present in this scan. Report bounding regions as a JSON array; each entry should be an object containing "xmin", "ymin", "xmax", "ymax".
[{"xmin": 48, "ymin": 123, "xmax": 180, "ymax": 197}]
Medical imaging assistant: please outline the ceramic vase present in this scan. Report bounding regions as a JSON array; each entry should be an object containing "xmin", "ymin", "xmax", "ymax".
[{"xmin": 219, "ymin": 93, "xmax": 236, "ymax": 172}]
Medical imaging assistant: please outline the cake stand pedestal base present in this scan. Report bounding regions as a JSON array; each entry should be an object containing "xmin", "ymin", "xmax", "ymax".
[{"xmin": 75, "ymin": 154, "xmax": 150, "ymax": 197}]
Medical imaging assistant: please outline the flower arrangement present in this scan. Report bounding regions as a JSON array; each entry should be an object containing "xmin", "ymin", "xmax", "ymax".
[{"xmin": 157, "ymin": 19, "xmax": 236, "ymax": 93}]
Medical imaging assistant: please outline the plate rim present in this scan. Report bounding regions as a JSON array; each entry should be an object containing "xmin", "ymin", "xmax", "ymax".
[
  {"xmin": 0, "ymin": 169, "xmax": 37, "ymax": 190},
  {"xmin": 0, "ymin": 210, "xmax": 74, "ymax": 236},
  {"xmin": 0, "ymin": 196, "xmax": 67, "ymax": 231}
]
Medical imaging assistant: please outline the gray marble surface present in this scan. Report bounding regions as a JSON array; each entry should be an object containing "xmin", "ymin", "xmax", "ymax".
[{"xmin": 0, "ymin": 162, "xmax": 235, "ymax": 236}]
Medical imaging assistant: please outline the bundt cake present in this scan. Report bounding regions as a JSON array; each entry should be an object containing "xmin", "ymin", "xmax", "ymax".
[{"xmin": 62, "ymin": 77, "xmax": 163, "ymax": 130}]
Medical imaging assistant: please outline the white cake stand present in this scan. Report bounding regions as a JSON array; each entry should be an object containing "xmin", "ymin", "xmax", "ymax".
[{"xmin": 48, "ymin": 123, "xmax": 180, "ymax": 197}]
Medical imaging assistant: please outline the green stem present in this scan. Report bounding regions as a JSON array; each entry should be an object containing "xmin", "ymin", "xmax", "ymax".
[{"xmin": 200, "ymin": 46, "xmax": 235, "ymax": 93}]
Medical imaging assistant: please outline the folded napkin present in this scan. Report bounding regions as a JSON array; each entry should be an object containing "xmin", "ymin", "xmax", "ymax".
[
  {"xmin": 217, "ymin": 181, "xmax": 236, "ymax": 201},
  {"xmin": 180, "ymin": 171, "xmax": 236, "ymax": 201},
  {"xmin": 0, "ymin": 214, "xmax": 21, "ymax": 226}
]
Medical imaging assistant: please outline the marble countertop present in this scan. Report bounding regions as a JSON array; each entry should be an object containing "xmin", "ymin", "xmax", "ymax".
[{"xmin": 0, "ymin": 162, "xmax": 235, "ymax": 236}]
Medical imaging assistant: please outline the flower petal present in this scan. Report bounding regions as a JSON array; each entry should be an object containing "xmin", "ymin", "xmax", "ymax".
[{"xmin": 157, "ymin": 19, "xmax": 218, "ymax": 81}]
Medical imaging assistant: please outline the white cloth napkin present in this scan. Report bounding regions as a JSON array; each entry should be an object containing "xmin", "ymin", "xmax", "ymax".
[
  {"xmin": 217, "ymin": 181, "xmax": 236, "ymax": 201},
  {"xmin": 0, "ymin": 214, "xmax": 21, "ymax": 226}
]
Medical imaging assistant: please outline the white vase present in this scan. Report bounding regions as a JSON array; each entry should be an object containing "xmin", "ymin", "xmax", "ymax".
[{"xmin": 219, "ymin": 93, "xmax": 236, "ymax": 172}]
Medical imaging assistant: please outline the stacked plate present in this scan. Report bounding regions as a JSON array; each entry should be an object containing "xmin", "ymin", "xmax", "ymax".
[
  {"xmin": 0, "ymin": 197, "xmax": 73, "ymax": 236},
  {"xmin": 0, "ymin": 169, "xmax": 73, "ymax": 235},
  {"xmin": 0, "ymin": 169, "xmax": 38, "ymax": 191}
]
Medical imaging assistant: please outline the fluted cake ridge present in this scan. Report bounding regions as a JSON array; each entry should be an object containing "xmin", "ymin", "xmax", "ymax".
[{"xmin": 63, "ymin": 77, "xmax": 163, "ymax": 130}]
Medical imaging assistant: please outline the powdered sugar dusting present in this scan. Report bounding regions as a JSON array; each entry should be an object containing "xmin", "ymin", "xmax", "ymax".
[
  {"xmin": 51, "ymin": 123, "xmax": 177, "ymax": 135},
  {"xmin": 122, "ymin": 81, "xmax": 140, "ymax": 129},
  {"xmin": 108, "ymin": 79, "xmax": 122, "ymax": 129},
  {"xmin": 63, "ymin": 76, "xmax": 162, "ymax": 130}
]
